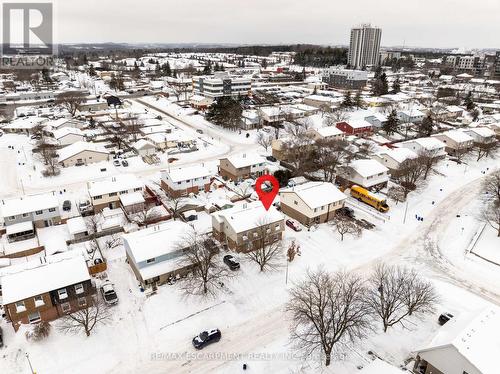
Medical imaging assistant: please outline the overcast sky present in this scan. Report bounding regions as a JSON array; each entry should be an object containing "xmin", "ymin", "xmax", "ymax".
[{"xmin": 51, "ymin": 0, "xmax": 500, "ymax": 49}]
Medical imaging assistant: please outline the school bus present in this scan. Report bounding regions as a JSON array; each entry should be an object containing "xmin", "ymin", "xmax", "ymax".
[{"xmin": 350, "ymin": 185, "xmax": 389, "ymax": 213}]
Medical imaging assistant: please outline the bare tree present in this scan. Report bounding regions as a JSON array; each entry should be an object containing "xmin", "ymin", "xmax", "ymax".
[
  {"xmin": 178, "ymin": 232, "xmax": 229, "ymax": 296},
  {"xmin": 475, "ymin": 141, "xmax": 498, "ymax": 161},
  {"xmin": 482, "ymin": 170, "xmax": 500, "ymax": 205},
  {"xmin": 395, "ymin": 158, "xmax": 427, "ymax": 199},
  {"xmin": 85, "ymin": 214, "xmax": 102, "ymax": 235},
  {"xmin": 324, "ymin": 108, "xmax": 348, "ymax": 125},
  {"xmin": 58, "ymin": 297, "xmax": 111, "ymax": 337},
  {"xmin": 36, "ymin": 137, "xmax": 60, "ymax": 176},
  {"xmin": 313, "ymin": 139, "xmax": 354, "ymax": 183},
  {"xmin": 367, "ymin": 264, "xmax": 438, "ymax": 332},
  {"xmin": 55, "ymin": 91, "xmax": 86, "ymax": 116},
  {"xmin": 256, "ymin": 131, "xmax": 273, "ymax": 151},
  {"xmin": 245, "ymin": 219, "xmax": 283, "ymax": 272},
  {"xmin": 134, "ymin": 205, "xmax": 161, "ymax": 226},
  {"xmin": 453, "ymin": 143, "xmax": 472, "ymax": 163},
  {"xmin": 165, "ymin": 195, "xmax": 185, "ymax": 220},
  {"xmin": 286, "ymin": 269, "xmax": 373, "ymax": 367},
  {"xmin": 331, "ymin": 214, "xmax": 362, "ymax": 241},
  {"xmin": 418, "ymin": 149, "xmax": 442, "ymax": 180},
  {"xmin": 482, "ymin": 202, "xmax": 500, "ymax": 237},
  {"xmin": 387, "ymin": 185, "xmax": 406, "ymax": 205}
]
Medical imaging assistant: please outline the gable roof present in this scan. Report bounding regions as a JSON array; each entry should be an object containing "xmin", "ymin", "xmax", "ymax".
[
  {"xmin": 1, "ymin": 193, "xmax": 59, "ymax": 218},
  {"xmin": 224, "ymin": 153, "xmax": 266, "ymax": 169},
  {"xmin": 58, "ymin": 141, "xmax": 109, "ymax": 162},
  {"xmin": 349, "ymin": 159, "xmax": 389, "ymax": 177},
  {"xmin": 164, "ymin": 165, "xmax": 212, "ymax": 183},
  {"xmin": 212, "ymin": 201, "xmax": 283, "ymax": 233},
  {"xmin": 281, "ymin": 182, "xmax": 346, "ymax": 209}
]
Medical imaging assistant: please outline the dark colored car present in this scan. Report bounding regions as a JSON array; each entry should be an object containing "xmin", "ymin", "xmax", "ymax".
[
  {"xmin": 286, "ymin": 219, "xmax": 302, "ymax": 232},
  {"xmin": 438, "ymin": 313, "xmax": 454, "ymax": 325},
  {"xmin": 192, "ymin": 328, "xmax": 221, "ymax": 350},
  {"xmin": 121, "ymin": 160, "xmax": 129, "ymax": 167},
  {"xmin": 337, "ymin": 206, "xmax": 355, "ymax": 218},
  {"xmin": 62, "ymin": 200, "xmax": 72, "ymax": 211},
  {"xmin": 0, "ymin": 326, "xmax": 3, "ymax": 348},
  {"xmin": 266, "ymin": 156, "xmax": 277, "ymax": 162},
  {"xmin": 223, "ymin": 255, "xmax": 240, "ymax": 270}
]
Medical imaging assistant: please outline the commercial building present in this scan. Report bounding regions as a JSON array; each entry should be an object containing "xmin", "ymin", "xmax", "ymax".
[
  {"xmin": 192, "ymin": 72, "xmax": 251, "ymax": 99},
  {"xmin": 347, "ymin": 24, "xmax": 382, "ymax": 69},
  {"xmin": 322, "ymin": 67, "xmax": 368, "ymax": 90}
]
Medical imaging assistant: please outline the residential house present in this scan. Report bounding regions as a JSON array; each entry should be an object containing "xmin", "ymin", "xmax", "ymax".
[
  {"xmin": 132, "ymin": 139, "xmax": 156, "ymax": 156},
  {"xmin": 371, "ymin": 147, "xmax": 418, "ymax": 175},
  {"xmin": 400, "ymin": 137, "xmax": 447, "ymax": 158},
  {"xmin": 337, "ymin": 159, "xmax": 389, "ymax": 189},
  {"xmin": 58, "ymin": 141, "xmax": 110, "ymax": 167},
  {"xmin": 1, "ymin": 254, "xmax": 94, "ymax": 331},
  {"xmin": 45, "ymin": 118, "xmax": 86, "ymax": 131},
  {"xmin": 77, "ymin": 99, "xmax": 108, "ymax": 112},
  {"xmin": 123, "ymin": 221, "xmax": 195, "ymax": 287},
  {"xmin": 397, "ymin": 109, "xmax": 425, "ymax": 124},
  {"xmin": 211, "ymin": 201, "xmax": 284, "ymax": 252},
  {"xmin": 432, "ymin": 130, "xmax": 474, "ymax": 156},
  {"xmin": 1, "ymin": 193, "xmax": 61, "ymax": 232},
  {"xmin": 414, "ymin": 308, "xmax": 500, "ymax": 374},
  {"xmin": 364, "ymin": 112, "xmax": 388, "ymax": 128},
  {"xmin": 336, "ymin": 120, "xmax": 373, "ymax": 136},
  {"xmin": 309, "ymin": 126, "xmax": 345, "ymax": 142},
  {"xmin": 51, "ymin": 127, "xmax": 85, "ymax": 146},
  {"xmin": 445, "ymin": 105, "xmax": 465, "ymax": 120},
  {"xmin": 219, "ymin": 153, "xmax": 267, "ymax": 182},
  {"xmin": 87, "ymin": 174, "xmax": 143, "ymax": 212},
  {"xmin": 463, "ymin": 127, "xmax": 496, "ymax": 145},
  {"xmin": 119, "ymin": 192, "xmax": 145, "ymax": 215},
  {"xmin": 280, "ymin": 182, "xmax": 347, "ymax": 226},
  {"xmin": 161, "ymin": 165, "xmax": 213, "ymax": 198}
]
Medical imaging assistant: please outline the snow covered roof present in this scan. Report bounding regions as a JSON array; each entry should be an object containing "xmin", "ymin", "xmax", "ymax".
[
  {"xmin": 212, "ymin": 201, "xmax": 283, "ymax": 234},
  {"xmin": 446, "ymin": 105, "xmax": 464, "ymax": 113},
  {"xmin": 1, "ymin": 255, "xmax": 90, "ymax": 304},
  {"xmin": 1, "ymin": 193, "xmax": 59, "ymax": 218},
  {"xmin": 66, "ymin": 216, "xmax": 88, "ymax": 235},
  {"xmin": 132, "ymin": 139, "xmax": 156, "ymax": 150},
  {"xmin": 434, "ymin": 130, "xmax": 473, "ymax": 143},
  {"xmin": 315, "ymin": 126, "xmax": 344, "ymax": 138},
  {"xmin": 348, "ymin": 120, "xmax": 373, "ymax": 129},
  {"xmin": 464, "ymin": 127, "xmax": 495, "ymax": 137},
  {"xmin": 360, "ymin": 359, "xmax": 403, "ymax": 374},
  {"xmin": 281, "ymin": 182, "xmax": 347, "ymax": 209},
  {"xmin": 164, "ymin": 165, "xmax": 212, "ymax": 183},
  {"xmin": 224, "ymin": 153, "xmax": 266, "ymax": 169},
  {"xmin": 52, "ymin": 127, "xmax": 84, "ymax": 139},
  {"xmin": 123, "ymin": 220, "xmax": 194, "ymax": 263},
  {"xmin": 349, "ymin": 159, "xmax": 388, "ymax": 177},
  {"xmin": 417, "ymin": 308, "xmax": 500, "ymax": 374},
  {"xmin": 403, "ymin": 137, "xmax": 445, "ymax": 151},
  {"xmin": 119, "ymin": 191, "xmax": 145, "ymax": 206},
  {"xmin": 58, "ymin": 141, "xmax": 109, "ymax": 162},
  {"xmin": 376, "ymin": 147, "xmax": 418, "ymax": 163},
  {"xmin": 88, "ymin": 174, "xmax": 143, "ymax": 197},
  {"xmin": 6, "ymin": 221, "xmax": 34, "ymax": 235}
]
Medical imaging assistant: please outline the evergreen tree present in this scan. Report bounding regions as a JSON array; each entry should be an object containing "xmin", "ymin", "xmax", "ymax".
[
  {"xmin": 206, "ymin": 97, "xmax": 243, "ymax": 130},
  {"xmin": 464, "ymin": 91, "xmax": 475, "ymax": 111},
  {"xmin": 372, "ymin": 72, "xmax": 389, "ymax": 96},
  {"xmin": 419, "ymin": 115, "xmax": 434, "ymax": 137},
  {"xmin": 383, "ymin": 109, "xmax": 399, "ymax": 135},
  {"xmin": 342, "ymin": 91, "xmax": 353, "ymax": 108},
  {"xmin": 165, "ymin": 61, "xmax": 172, "ymax": 76},
  {"xmin": 88, "ymin": 64, "xmax": 96, "ymax": 77},
  {"xmin": 391, "ymin": 77, "xmax": 401, "ymax": 94},
  {"xmin": 354, "ymin": 92, "xmax": 363, "ymax": 108}
]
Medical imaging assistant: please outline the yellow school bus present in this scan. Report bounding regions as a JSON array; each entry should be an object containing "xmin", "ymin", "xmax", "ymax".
[{"xmin": 350, "ymin": 185, "xmax": 389, "ymax": 213}]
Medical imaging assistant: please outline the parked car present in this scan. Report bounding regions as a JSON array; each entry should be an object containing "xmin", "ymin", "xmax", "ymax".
[
  {"xmin": 336, "ymin": 206, "xmax": 355, "ymax": 218},
  {"xmin": 78, "ymin": 200, "xmax": 92, "ymax": 213},
  {"xmin": 0, "ymin": 326, "xmax": 3, "ymax": 348},
  {"xmin": 223, "ymin": 255, "xmax": 240, "ymax": 270},
  {"xmin": 168, "ymin": 157, "xmax": 179, "ymax": 163},
  {"xmin": 286, "ymin": 219, "xmax": 302, "ymax": 232},
  {"xmin": 192, "ymin": 328, "xmax": 221, "ymax": 350},
  {"xmin": 438, "ymin": 313, "xmax": 454, "ymax": 325},
  {"xmin": 266, "ymin": 155, "xmax": 277, "ymax": 162},
  {"xmin": 100, "ymin": 281, "xmax": 118, "ymax": 305},
  {"xmin": 113, "ymin": 160, "xmax": 121, "ymax": 167},
  {"xmin": 261, "ymin": 127, "xmax": 271, "ymax": 133},
  {"xmin": 62, "ymin": 200, "xmax": 72, "ymax": 211},
  {"xmin": 121, "ymin": 160, "xmax": 129, "ymax": 167},
  {"xmin": 0, "ymin": 131, "xmax": 3, "ymax": 137},
  {"xmin": 196, "ymin": 129, "xmax": 204, "ymax": 134}
]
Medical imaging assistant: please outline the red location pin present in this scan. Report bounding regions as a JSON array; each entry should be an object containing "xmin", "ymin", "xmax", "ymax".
[{"xmin": 255, "ymin": 175, "xmax": 279, "ymax": 211}]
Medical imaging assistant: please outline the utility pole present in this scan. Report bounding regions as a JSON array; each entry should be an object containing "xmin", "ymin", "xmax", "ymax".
[
  {"xmin": 25, "ymin": 352, "xmax": 35, "ymax": 374},
  {"xmin": 403, "ymin": 200, "xmax": 409, "ymax": 224}
]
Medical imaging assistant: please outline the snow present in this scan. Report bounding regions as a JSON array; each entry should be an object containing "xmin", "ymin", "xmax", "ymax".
[
  {"xmin": 164, "ymin": 164, "xmax": 212, "ymax": 183},
  {"xmin": 88, "ymin": 174, "xmax": 143, "ymax": 197},
  {"xmin": 51, "ymin": 127, "xmax": 84, "ymax": 140},
  {"xmin": 132, "ymin": 139, "xmax": 155, "ymax": 150},
  {"xmin": 315, "ymin": 126, "xmax": 344, "ymax": 137},
  {"xmin": 417, "ymin": 307, "xmax": 500, "ymax": 374},
  {"xmin": 58, "ymin": 141, "xmax": 109, "ymax": 162},
  {"xmin": 435, "ymin": 130, "xmax": 474, "ymax": 143},
  {"xmin": 402, "ymin": 137, "xmax": 446, "ymax": 151},
  {"xmin": 122, "ymin": 220, "xmax": 194, "ymax": 263},
  {"xmin": 1, "ymin": 253, "xmax": 90, "ymax": 304},
  {"xmin": 66, "ymin": 216, "xmax": 88, "ymax": 235},
  {"xmin": 5, "ymin": 220, "xmax": 33, "ymax": 235},
  {"xmin": 359, "ymin": 359, "xmax": 404, "ymax": 373},
  {"xmin": 225, "ymin": 152, "xmax": 266, "ymax": 169},
  {"xmin": 1, "ymin": 193, "xmax": 59, "ymax": 218},
  {"xmin": 349, "ymin": 159, "xmax": 389, "ymax": 177},
  {"xmin": 119, "ymin": 191, "xmax": 145, "ymax": 206},
  {"xmin": 377, "ymin": 146, "xmax": 418, "ymax": 163},
  {"xmin": 281, "ymin": 181, "xmax": 347, "ymax": 209},
  {"xmin": 212, "ymin": 200, "xmax": 283, "ymax": 233}
]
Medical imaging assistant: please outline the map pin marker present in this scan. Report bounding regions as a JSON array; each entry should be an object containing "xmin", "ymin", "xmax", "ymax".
[{"xmin": 255, "ymin": 175, "xmax": 279, "ymax": 211}]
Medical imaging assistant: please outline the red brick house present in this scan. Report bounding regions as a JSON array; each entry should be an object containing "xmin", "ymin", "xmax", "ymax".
[
  {"xmin": 336, "ymin": 120, "xmax": 373, "ymax": 136},
  {"xmin": 1, "ymin": 254, "xmax": 95, "ymax": 331}
]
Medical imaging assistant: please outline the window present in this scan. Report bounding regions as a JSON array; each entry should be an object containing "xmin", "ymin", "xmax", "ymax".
[
  {"xmin": 74, "ymin": 283, "xmax": 84, "ymax": 295},
  {"xmin": 15, "ymin": 301, "xmax": 26, "ymax": 313},
  {"xmin": 34, "ymin": 295, "xmax": 44, "ymax": 307},
  {"xmin": 134, "ymin": 187, "xmax": 142, "ymax": 192},
  {"xmin": 294, "ymin": 200, "xmax": 298, "ymax": 206},
  {"xmin": 58, "ymin": 288, "xmax": 68, "ymax": 299},
  {"xmin": 78, "ymin": 297, "xmax": 87, "ymax": 307},
  {"xmin": 22, "ymin": 213, "xmax": 29, "ymax": 218},
  {"xmin": 35, "ymin": 210, "xmax": 43, "ymax": 215},
  {"xmin": 61, "ymin": 302, "xmax": 71, "ymax": 313},
  {"xmin": 146, "ymin": 258, "xmax": 156, "ymax": 264},
  {"xmin": 275, "ymin": 224, "xmax": 280, "ymax": 231},
  {"xmin": 119, "ymin": 190, "xmax": 127, "ymax": 195},
  {"xmin": 28, "ymin": 311, "xmax": 41, "ymax": 323},
  {"xmin": 109, "ymin": 192, "xmax": 117, "ymax": 197},
  {"xmin": 48, "ymin": 208, "xmax": 56, "ymax": 212},
  {"xmin": 8, "ymin": 216, "xmax": 15, "ymax": 221},
  {"xmin": 94, "ymin": 195, "xmax": 102, "ymax": 200}
]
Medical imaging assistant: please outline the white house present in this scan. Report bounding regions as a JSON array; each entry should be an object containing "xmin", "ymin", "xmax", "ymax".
[
  {"xmin": 132, "ymin": 139, "xmax": 156, "ymax": 156},
  {"xmin": 433, "ymin": 130, "xmax": 474, "ymax": 155},
  {"xmin": 414, "ymin": 308, "xmax": 500, "ymax": 374},
  {"xmin": 87, "ymin": 174, "xmax": 143, "ymax": 212},
  {"xmin": 58, "ymin": 141, "xmax": 110, "ymax": 167},
  {"xmin": 397, "ymin": 108, "xmax": 425, "ymax": 124},
  {"xmin": 310, "ymin": 126, "xmax": 345, "ymax": 141},
  {"xmin": 338, "ymin": 159, "xmax": 389, "ymax": 189},
  {"xmin": 372, "ymin": 147, "xmax": 418, "ymax": 174},
  {"xmin": 400, "ymin": 137, "xmax": 447, "ymax": 157},
  {"xmin": 161, "ymin": 165, "xmax": 213, "ymax": 198},
  {"xmin": 463, "ymin": 127, "xmax": 496, "ymax": 144},
  {"xmin": 51, "ymin": 127, "xmax": 85, "ymax": 146}
]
